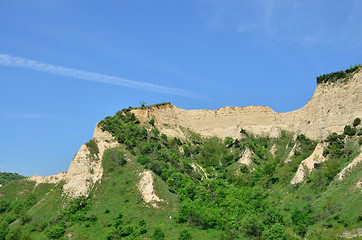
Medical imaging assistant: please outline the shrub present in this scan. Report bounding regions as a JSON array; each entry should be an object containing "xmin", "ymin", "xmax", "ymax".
[
  {"xmin": 224, "ymin": 137, "xmax": 234, "ymax": 147},
  {"xmin": 179, "ymin": 229, "xmax": 192, "ymax": 240},
  {"xmin": 85, "ymin": 139, "xmax": 99, "ymax": 159},
  {"xmin": 152, "ymin": 227, "xmax": 165, "ymax": 240},
  {"xmin": 291, "ymin": 207, "xmax": 314, "ymax": 237},
  {"xmin": 0, "ymin": 200, "xmax": 10, "ymax": 214},
  {"xmin": 326, "ymin": 132, "xmax": 339, "ymax": 142},
  {"xmin": 47, "ymin": 226, "xmax": 65, "ymax": 239},
  {"xmin": 262, "ymin": 223, "xmax": 287, "ymax": 240},
  {"xmin": 353, "ymin": 118, "xmax": 361, "ymax": 127},
  {"xmin": 344, "ymin": 125, "xmax": 356, "ymax": 136},
  {"xmin": 137, "ymin": 154, "xmax": 150, "ymax": 165},
  {"xmin": 316, "ymin": 65, "xmax": 361, "ymax": 84},
  {"xmin": 149, "ymin": 118, "xmax": 155, "ymax": 126},
  {"xmin": 358, "ymin": 129, "xmax": 362, "ymax": 136},
  {"xmin": 98, "ymin": 111, "xmax": 147, "ymax": 149},
  {"xmin": 161, "ymin": 134, "xmax": 167, "ymax": 141}
]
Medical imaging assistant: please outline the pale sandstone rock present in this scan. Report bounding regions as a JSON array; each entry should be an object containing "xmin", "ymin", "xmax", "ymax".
[
  {"xmin": 285, "ymin": 142, "xmax": 301, "ymax": 163},
  {"xmin": 338, "ymin": 228, "xmax": 362, "ymax": 238},
  {"xmin": 27, "ymin": 172, "xmax": 66, "ymax": 187},
  {"xmin": 62, "ymin": 126, "xmax": 119, "ymax": 198},
  {"xmin": 137, "ymin": 170, "xmax": 165, "ymax": 208},
  {"xmin": 238, "ymin": 147, "xmax": 253, "ymax": 166},
  {"xmin": 291, "ymin": 142, "xmax": 328, "ymax": 184},
  {"xmin": 269, "ymin": 144, "xmax": 277, "ymax": 155},
  {"xmin": 132, "ymin": 72, "xmax": 361, "ymax": 140}
]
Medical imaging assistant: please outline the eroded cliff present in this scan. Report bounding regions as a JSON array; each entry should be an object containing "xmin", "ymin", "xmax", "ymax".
[{"xmin": 132, "ymin": 71, "xmax": 361, "ymax": 140}]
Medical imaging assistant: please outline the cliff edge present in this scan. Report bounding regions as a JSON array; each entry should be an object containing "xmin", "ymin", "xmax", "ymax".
[{"xmin": 132, "ymin": 70, "xmax": 361, "ymax": 140}]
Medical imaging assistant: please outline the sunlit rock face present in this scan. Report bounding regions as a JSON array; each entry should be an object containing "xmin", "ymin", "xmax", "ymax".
[{"xmin": 133, "ymin": 71, "xmax": 361, "ymax": 140}]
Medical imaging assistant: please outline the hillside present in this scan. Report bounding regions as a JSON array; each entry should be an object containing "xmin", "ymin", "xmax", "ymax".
[
  {"xmin": 0, "ymin": 172, "xmax": 25, "ymax": 186},
  {"xmin": 0, "ymin": 67, "xmax": 361, "ymax": 239}
]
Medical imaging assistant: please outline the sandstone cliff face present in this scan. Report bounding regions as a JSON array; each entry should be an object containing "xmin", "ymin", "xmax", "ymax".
[
  {"xmin": 62, "ymin": 126, "xmax": 119, "ymax": 197},
  {"xmin": 132, "ymin": 72, "xmax": 361, "ymax": 140}
]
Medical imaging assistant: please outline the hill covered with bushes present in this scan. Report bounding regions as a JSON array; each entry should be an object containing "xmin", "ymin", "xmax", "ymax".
[
  {"xmin": 0, "ymin": 172, "xmax": 25, "ymax": 186},
  {"xmin": 0, "ymin": 108, "xmax": 361, "ymax": 239},
  {"xmin": 0, "ymin": 66, "xmax": 361, "ymax": 239}
]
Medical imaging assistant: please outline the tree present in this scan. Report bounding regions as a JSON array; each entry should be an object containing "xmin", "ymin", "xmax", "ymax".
[{"xmin": 140, "ymin": 102, "xmax": 146, "ymax": 108}]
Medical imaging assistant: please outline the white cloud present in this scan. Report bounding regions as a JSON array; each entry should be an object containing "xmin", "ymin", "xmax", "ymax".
[{"xmin": 0, "ymin": 54, "xmax": 205, "ymax": 99}]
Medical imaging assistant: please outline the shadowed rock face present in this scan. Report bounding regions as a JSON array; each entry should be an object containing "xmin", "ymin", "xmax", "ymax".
[{"xmin": 132, "ymin": 72, "xmax": 361, "ymax": 140}]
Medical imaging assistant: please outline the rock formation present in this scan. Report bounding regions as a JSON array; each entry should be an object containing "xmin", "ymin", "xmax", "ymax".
[
  {"xmin": 137, "ymin": 170, "xmax": 165, "ymax": 208},
  {"xmin": 62, "ymin": 126, "xmax": 120, "ymax": 197},
  {"xmin": 132, "ymin": 71, "xmax": 361, "ymax": 140},
  {"xmin": 27, "ymin": 69, "xmax": 361, "ymax": 197},
  {"xmin": 291, "ymin": 142, "xmax": 328, "ymax": 184}
]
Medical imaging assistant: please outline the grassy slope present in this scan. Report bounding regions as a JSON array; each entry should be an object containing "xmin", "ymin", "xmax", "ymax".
[
  {"xmin": 307, "ymin": 162, "xmax": 362, "ymax": 239},
  {"xmin": 65, "ymin": 152, "xmax": 220, "ymax": 239}
]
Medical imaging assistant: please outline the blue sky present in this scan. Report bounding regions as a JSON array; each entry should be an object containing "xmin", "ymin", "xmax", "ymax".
[{"xmin": 1, "ymin": 0, "xmax": 361, "ymax": 176}]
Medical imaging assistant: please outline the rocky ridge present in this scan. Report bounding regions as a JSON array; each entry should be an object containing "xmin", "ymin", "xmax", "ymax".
[
  {"xmin": 27, "ymin": 69, "xmax": 361, "ymax": 197},
  {"xmin": 132, "ymin": 71, "xmax": 361, "ymax": 140}
]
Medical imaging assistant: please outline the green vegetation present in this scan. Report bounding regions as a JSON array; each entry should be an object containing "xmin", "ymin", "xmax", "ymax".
[
  {"xmin": 0, "ymin": 108, "xmax": 361, "ymax": 239},
  {"xmin": 124, "ymin": 102, "xmax": 172, "ymax": 111},
  {"xmin": 353, "ymin": 117, "xmax": 361, "ymax": 127},
  {"xmin": 316, "ymin": 64, "xmax": 361, "ymax": 84},
  {"xmin": 0, "ymin": 172, "xmax": 25, "ymax": 185},
  {"xmin": 86, "ymin": 139, "xmax": 100, "ymax": 157}
]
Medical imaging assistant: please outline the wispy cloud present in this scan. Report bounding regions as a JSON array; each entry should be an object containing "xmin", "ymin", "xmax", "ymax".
[{"xmin": 0, "ymin": 54, "xmax": 205, "ymax": 99}]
